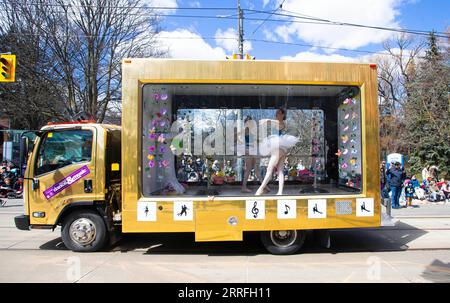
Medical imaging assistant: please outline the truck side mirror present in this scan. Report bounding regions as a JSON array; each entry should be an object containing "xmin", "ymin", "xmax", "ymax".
[
  {"xmin": 19, "ymin": 136, "xmax": 29, "ymax": 177},
  {"xmin": 32, "ymin": 179, "xmax": 39, "ymax": 191}
]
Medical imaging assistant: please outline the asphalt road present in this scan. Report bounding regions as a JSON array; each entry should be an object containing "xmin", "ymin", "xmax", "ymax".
[{"xmin": 1, "ymin": 199, "xmax": 450, "ymax": 283}]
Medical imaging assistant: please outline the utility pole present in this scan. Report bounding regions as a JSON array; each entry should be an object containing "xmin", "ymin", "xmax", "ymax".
[{"xmin": 237, "ymin": 0, "xmax": 244, "ymax": 59}]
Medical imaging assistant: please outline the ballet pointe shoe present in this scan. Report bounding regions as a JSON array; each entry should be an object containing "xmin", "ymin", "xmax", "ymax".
[{"xmin": 255, "ymin": 188, "xmax": 264, "ymax": 196}]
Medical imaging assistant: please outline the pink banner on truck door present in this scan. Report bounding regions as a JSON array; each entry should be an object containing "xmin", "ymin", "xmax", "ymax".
[{"xmin": 43, "ymin": 165, "xmax": 90, "ymax": 200}]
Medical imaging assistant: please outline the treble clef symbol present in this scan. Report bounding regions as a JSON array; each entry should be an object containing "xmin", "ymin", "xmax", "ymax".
[{"xmin": 251, "ymin": 201, "xmax": 259, "ymax": 218}]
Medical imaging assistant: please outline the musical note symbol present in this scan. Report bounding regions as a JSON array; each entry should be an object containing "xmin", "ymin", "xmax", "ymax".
[
  {"xmin": 284, "ymin": 204, "xmax": 290, "ymax": 215},
  {"xmin": 251, "ymin": 201, "xmax": 259, "ymax": 218}
]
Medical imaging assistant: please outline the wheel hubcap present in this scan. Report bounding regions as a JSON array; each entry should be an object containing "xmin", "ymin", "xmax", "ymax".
[
  {"xmin": 270, "ymin": 230, "xmax": 297, "ymax": 248},
  {"xmin": 69, "ymin": 218, "xmax": 96, "ymax": 246}
]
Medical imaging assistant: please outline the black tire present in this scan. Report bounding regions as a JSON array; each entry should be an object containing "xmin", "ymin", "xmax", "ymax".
[
  {"xmin": 260, "ymin": 230, "xmax": 307, "ymax": 255},
  {"xmin": 61, "ymin": 210, "xmax": 109, "ymax": 252}
]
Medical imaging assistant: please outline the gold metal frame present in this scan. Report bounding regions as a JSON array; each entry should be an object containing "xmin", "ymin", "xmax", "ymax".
[{"xmin": 121, "ymin": 59, "xmax": 380, "ymax": 240}]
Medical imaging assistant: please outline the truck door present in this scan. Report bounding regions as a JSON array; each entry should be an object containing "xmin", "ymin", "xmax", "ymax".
[{"xmin": 28, "ymin": 128, "xmax": 97, "ymax": 225}]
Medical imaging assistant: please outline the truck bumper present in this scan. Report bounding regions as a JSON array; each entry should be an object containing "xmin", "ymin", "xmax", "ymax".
[{"xmin": 14, "ymin": 215, "xmax": 30, "ymax": 231}]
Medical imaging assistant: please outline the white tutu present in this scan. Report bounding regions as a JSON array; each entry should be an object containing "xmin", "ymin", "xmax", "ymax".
[{"xmin": 259, "ymin": 134, "xmax": 299, "ymax": 156}]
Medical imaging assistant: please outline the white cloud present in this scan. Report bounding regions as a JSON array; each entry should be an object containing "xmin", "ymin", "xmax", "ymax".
[
  {"xmin": 157, "ymin": 29, "xmax": 227, "ymax": 59},
  {"xmin": 215, "ymin": 28, "xmax": 253, "ymax": 54},
  {"xmin": 143, "ymin": 0, "xmax": 178, "ymax": 14},
  {"xmin": 281, "ymin": 51, "xmax": 356, "ymax": 62},
  {"xmin": 269, "ymin": 0, "xmax": 403, "ymax": 51}
]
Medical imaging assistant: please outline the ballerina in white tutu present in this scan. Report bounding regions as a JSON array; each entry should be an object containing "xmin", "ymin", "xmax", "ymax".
[{"xmin": 255, "ymin": 108, "xmax": 299, "ymax": 195}]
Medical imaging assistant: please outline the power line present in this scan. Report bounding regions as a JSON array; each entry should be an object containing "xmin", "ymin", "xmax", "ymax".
[
  {"xmin": 4, "ymin": 27, "xmax": 412, "ymax": 58},
  {"xmin": 251, "ymin": 0, "xmax": 286, "ymax": 36},
  {"xmin": 2, "ymin": 1, "xmax": 446, "ymax": 38},
  {"xmin": 247, "ymin": 8, "xmax": 449, "ymax": 38}
]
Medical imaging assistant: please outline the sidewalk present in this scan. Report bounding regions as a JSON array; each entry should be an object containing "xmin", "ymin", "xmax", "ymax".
[{"xmin": 391, "ymin": 199, "xmax": 450, "ymax": 218}]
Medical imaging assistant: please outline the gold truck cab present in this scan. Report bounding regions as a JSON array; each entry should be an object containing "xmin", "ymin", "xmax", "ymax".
[{"xmin": 15, "ymin": 122, "xmax": 121, "ymax": 252}]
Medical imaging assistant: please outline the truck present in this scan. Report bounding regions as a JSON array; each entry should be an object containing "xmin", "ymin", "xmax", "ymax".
[{"xmin": 15, "ymin": 58, "xmax": 381, "ymax": 254}]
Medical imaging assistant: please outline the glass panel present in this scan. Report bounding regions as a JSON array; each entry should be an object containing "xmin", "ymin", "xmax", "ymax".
[
  {"xmin": 142, "ymin": 84, "xmax": 362, "ymax": 197},
  {"xmin": 35, "ymin": 130, "xmax": 93, "ymax": 176}
]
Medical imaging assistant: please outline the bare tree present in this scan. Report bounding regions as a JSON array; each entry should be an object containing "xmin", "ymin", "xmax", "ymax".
[
  {"xmin": 374, "ymin": 33, "xmax": 424, "ymax": 117},
  {"xmin": 1, "ymin": 0, "xmax": 166, "ymax": 126}
]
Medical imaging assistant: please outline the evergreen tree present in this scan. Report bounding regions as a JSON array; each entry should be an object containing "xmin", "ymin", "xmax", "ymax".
[{"xmin": 405, "ymin": 32, "xmax": 450, "ymax": 178}]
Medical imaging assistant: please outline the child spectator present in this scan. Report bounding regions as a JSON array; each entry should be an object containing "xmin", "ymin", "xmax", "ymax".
[{"xmin": 405, "ymin": 182, "xmax": 414, "ymax": 207}]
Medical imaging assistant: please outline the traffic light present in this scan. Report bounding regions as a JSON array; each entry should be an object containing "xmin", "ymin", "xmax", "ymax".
[{"xmin": 0, "ymin": 54, "xmax": 16, "ymax": 82}]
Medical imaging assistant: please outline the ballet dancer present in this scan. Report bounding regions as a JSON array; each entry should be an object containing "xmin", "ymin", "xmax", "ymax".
[{"xmin": 255, "ymin": 108, "xmax": 299, "ymax": 196}]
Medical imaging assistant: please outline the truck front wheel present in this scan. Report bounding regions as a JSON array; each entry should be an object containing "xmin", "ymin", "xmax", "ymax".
[
  {"xmin": 260, "ymin": 230, "xmax": 306, "ymax": 255},
  {"xmin": 61, "ymin": 210, "xmax": 108, "ymax": 252}
]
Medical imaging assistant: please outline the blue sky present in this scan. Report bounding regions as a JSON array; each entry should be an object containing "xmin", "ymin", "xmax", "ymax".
[{"xmin": 153, "ymin": 0, "xmax": 449, "ymax": 61}]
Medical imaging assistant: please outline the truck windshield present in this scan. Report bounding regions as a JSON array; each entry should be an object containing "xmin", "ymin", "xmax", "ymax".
[{"xmin": 35, "ymin": 130, "xmax": 93, "ymax": 176}]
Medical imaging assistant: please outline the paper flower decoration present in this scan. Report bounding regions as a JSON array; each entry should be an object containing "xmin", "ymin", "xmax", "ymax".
[
  {"xmin": 149, "ymin": 146, "xmax": 156, "ymax": 153},
  {"xmin": 352, "ymin": 112, "xmax": 357, "ymax": 119},
  {"xmin": 160, "ymin": 146, "xmax": 166, "ymax": 153},
  {"xmin": 341, "ymin": 135, "xmax": 349, "ymax": 144},
  {"xmin": 162, "ymin": 160, "xmax": 169, "ymax": 167},
  {"xmin": 147, "ymin": 155, "xmax": 154, "ymax": 160},
  {"xmin": 343, "ymin": 126, "xmax": 349, "ymax": 132},
  {"xmin": 335, "ymin": 149, "xmax": 342, "ymax": 157},
  {"xmin": 343, "ymin": 149, "xmax": 349, "ymax": 155},
  {"xmin": 148, "ymin": 160, "xmax": 155, "ymax": 168},
  {"xmin": 344, "ymin": 114, "xmax": 350, "ymax": 120},
  {"xmin": 160, "ymin": 108, "xmax": 168, "ymax": 115},
  {"xmin": 341, "ymin": 163, "xmax": 348, "ymax": 169},
  {"xmin": 161, "ymin": 94, "xmax": 168, "ymax": 101},
  {"xmin": 157, "ymin": 134, "xmax": 165, "ymax": 143},
  {"xmin": 149, "ymin": 133, "xmax": 157, "ymax": 140},
  {"xmin": 153, "ymin": 94, "xmax": 160, "ymax": 101}
]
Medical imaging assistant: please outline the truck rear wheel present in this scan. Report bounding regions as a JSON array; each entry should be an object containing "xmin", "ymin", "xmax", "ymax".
[
  {"xmin": 260, "ymin": 230, "xmax": 306, "ymax": 255},
  {"xmin": 61, "ymin": 210, "xmax": 108, "ymax": 252}
]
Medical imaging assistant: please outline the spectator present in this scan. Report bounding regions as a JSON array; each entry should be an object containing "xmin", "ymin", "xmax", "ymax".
[
  {"xmin": 429, "ymin": 181, "xmax": 443, "ymax": 202},
  {"xmin": 441, "ymin": 181, "xmax": 450, "ymax": 202},
  {"xmin": 429, "ymin": 165, "xmax": 439, "ymax": 181},
  {"xmin": 405, "ymin": 181, "xmax": 415, "ymax": 208},
  {"xmin": 437, "ymin": 178, "xmax": 446, "ymax": 188},
  {"xmin": 411, "ymin": 175, "xmax": 425, "ymax": 200},
  {"xmin": 422, "ymin": 165, "xmax": 430, "ymax": 183},
  {"xmin": 386, "ymin": 162, "xmax": 406, "ymax": 209},
  {"xmin": 410, "ymin": 175, "xmax": 420, "ymax": 189}
]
